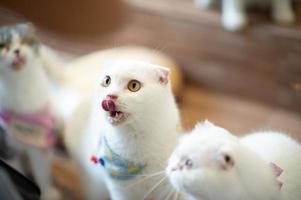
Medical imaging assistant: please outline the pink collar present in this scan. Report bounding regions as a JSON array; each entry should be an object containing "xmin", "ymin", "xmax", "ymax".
[
  {"xmin": 0, "ymin": 104, "xmax": 56, "ymax": 150},
  {"xmin": 0, "ymin": 105, "xmax": 54, "ymax": 130}
]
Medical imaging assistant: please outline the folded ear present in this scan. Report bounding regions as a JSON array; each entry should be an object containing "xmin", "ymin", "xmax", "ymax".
[
  {"xmin": 16, "ymin": 23, "xmax": 40, "ymax": 49},
  {"xmin": 156, "ymin": 66, "xmax": 170, "ymax": 85},
  {"xmin": 270, "ymin": 163, "xmax": 284, "ymax": 190},
  {"xmin": 218, "ymin": 146, "xmax": 235, "ymax": 170},
  {"xmin": 270, "ymin": 162, "xmax": 283, "ymax": 177}
]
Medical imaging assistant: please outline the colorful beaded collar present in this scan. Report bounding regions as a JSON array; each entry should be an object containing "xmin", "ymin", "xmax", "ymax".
[{"xmin": 91, "ymin": 137, "xmax": 146, "ymax": 180}]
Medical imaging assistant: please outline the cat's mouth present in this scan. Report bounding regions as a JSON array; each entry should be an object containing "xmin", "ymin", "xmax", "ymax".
[
  {"xmin": 102, "ymin": 99, "xmax": 129, "ymax": 125},
  {"xmin": 107, "ymin": 111, "xmax": 129, "ymax": 125},
  {"xmin": 12, "ymin": 55, "xmax": 25, "ymax": 70}
]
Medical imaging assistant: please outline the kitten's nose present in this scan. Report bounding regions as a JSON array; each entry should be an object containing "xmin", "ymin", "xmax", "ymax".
[
  {"xmin": 107, "ymin": 94, "xmax": 118, "ymax": 100},
  {"xmin": 14, "ymin": 49, "xmax": 20, "ymax": 55},
  {"xmin": 171, "ymin": 165, "xmax": 183, "ymax": 172}
]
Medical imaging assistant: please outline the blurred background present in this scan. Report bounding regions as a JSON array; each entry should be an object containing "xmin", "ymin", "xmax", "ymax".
[{"xmin": 0, "ymin": 0, "xmax": 300, "ymax": 199}]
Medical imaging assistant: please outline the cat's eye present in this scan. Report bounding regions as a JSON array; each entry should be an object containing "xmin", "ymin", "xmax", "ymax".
[
  {"xmin": 0, "ymin": 44, "xmax": 8, "ymax": 50},
  {"xmin": 128, "ymin": 80, "xmax": 141, "ymax": 92},
  {"xmin": 185, "ymin": 159, "xmax": 193, "ymax": 167},
  {"xmin": 102, "ymin": 76, "xmax": 111, "ymax": 87}
]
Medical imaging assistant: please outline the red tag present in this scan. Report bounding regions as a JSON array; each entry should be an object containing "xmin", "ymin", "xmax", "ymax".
[{"xmin": 90, "ymin": 155, "xmax": 98, "ymax": 164}]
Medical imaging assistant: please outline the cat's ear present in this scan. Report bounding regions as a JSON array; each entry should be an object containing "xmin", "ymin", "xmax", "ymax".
[
  {"xmin": 269, "ymin": 162, "xmax": 284, "ymax": 190},
  {"xmin": 195, "ymin": 120, "xmax": 214, "ymax": 130},
  {"xmin": 156, "ymin": 66, "xmax": 170, "ymax": 85},
  {"xmin": 218, "ymin": 146, "xmax": 235, "ymax": 170},
  {"xmin": 17, "ymin": 23, "xmax": 39, "ymax": 48},
  {"xmin": 16, "ymin": 23, "xmax": 36, "ymax": 37}
]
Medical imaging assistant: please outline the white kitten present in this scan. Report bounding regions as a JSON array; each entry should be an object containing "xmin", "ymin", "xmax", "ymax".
[
  {"xmin": 167, "ymin": 121, "xmax": 301, "ymax": 200},
  {"xmin": 65, "ymin": 60, "xmax": 183, "ymax": 200},
  {"xmin": 194, "ymin": 0, "xmax": 295, "ymax": 31},
  {"xmin": 0, "ymin": 24, "xmax": 61, "ymax": 200}
]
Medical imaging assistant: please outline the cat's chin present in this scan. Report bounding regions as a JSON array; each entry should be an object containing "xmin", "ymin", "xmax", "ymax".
[
  {"xmin": 106, "ymin": 111, "xmax": 130, "ymax": 126},
  {"xmin": 167, "ymin": 170, "xmax": 194, "ymax": 194},
  {"xmin": 169, "ymin": 175, "xmax": 186, "ymax": 193}
]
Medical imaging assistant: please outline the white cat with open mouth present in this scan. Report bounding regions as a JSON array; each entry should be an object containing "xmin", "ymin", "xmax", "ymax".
[{"xmin": 65, "ymin": 60, "xmax": 183, "ymax": 200}]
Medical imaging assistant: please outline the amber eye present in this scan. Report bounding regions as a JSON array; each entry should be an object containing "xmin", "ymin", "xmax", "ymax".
[
  {"xmin": 128, "ymin": 80, "xmax": 141, "ymax": 92},
  {"xmin": 102, "ymin": 75, "xmax": 111, "ymax": 87}
]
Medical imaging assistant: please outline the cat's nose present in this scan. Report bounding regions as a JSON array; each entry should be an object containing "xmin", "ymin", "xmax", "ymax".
[
  {"xmin": 14, "ymin": 49, "xmax": 20, "ymax": 55},
  {"xmin": 107, "ymin": 94, "xmax": 118, "ymax": 100},
  {"xmin": 170, "ymin": 165, "xmax": 183, "ymax": 172}
]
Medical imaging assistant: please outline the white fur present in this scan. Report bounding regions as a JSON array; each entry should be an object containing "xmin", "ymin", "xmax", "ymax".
[
  {"xmin": 0, "ymin": 33, "xmax": 60, "ymax": 200},
  {"xmin": 65, "ymin": 60, "xmax": 183, "ymax": 200},
  {"xmin": 167, "ymin": 121, "xmax": 301, "ymax": 200},
  {"xmin": 194, "ymin": 0, "xmax": 295, "ymax": 31}
]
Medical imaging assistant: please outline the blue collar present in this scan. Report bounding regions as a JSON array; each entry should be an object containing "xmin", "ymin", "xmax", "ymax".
[{"xmin": 97, "ymin": 137, "xmax": 146, "ymax": 180}]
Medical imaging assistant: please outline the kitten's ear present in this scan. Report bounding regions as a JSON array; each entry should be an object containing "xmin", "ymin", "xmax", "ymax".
[
  {"xmin": 17, "ymin": 23, "xmax": 39, "ymax": 47},
  {"xmin": 16, "ymin": 23, "xmax": 36, "ymax": 36},
  {"xmin": 195, "ymin": 120, "xmax": 214, "ymax": 130},
  {"xmin": 156, "ymin": 66, "xmax": 170, "ymax": 85},
  {"xmin": 269, "ymin": 162, "xmax": 284, "ymax": 190},
  {"xmin": 204, "ymin": 120, "xmax": 214, "ymax": 127},
  {"xmin": 270, "ymin": 162, "xmax": 283, "ymax": 177},
  {"xmin": 218, "ymin": 146, "xmax": 235, "ymax": 170}
]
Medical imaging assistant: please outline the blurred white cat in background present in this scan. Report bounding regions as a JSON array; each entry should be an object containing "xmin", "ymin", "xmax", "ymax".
[{"xmin": 194, "ymin": 0, "xmax": 295, "ymax": 31}]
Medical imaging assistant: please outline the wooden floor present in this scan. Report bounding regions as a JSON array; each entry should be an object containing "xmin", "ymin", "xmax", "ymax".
[{"xmin": 0, "ymin": 0, "xmax": 301, "ymax": 199}]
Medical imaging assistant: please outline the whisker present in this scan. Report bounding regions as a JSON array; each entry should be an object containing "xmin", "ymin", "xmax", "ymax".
[
  {"xmin": 142, "ymin": 175, "xmax": 167, "ymax": 200},
  {"xmin": 123, "ymin": 170, "xmax": 165, "ymax": 177},
  {"xmin": 163, "ymin": 188, "xmax": 174, "ymax": 200},
  {"xmin": 136, "ymin": 170, "xmax": 166, "ymax": 177},
  {"xmin": 157, "ymin": 186, "xmax": 171, "ymax": 200},
  {"xmin": 117, "ymin": 101, "xmax": 128, "ymax": 107},
  {"xmin": 173, "ymin": 191, "xmax": 179, "ymax": 200},
  {"xmin": 126, "ymin": 176, "xmax": 149, "ymax": 189},
  {"xmin": 125, "ymin": 171, "xmax": 165, "ymax": 189},
  {"xmin": 160, "ymin": 189, "xmax": 170, "ymax": 200}
]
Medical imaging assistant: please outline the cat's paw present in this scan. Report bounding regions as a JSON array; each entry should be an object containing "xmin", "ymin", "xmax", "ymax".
[
  {"xmin": 272, "ymin": 8, "xmax": 295, "ymax": 25},
  {"xmin": 194, "ymin": 0, "xmax": 214, "ymax": 9},
  {"xmin": 222, "ymin": 12, "xmax": 248, "ymax": 31}
]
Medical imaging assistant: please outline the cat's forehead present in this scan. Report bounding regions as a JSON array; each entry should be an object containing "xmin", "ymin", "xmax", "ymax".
[
  {"xmin": 100, "ymin": 60, "xmax": 161, "ymax": 81},
  {"xmin": 0, "ymin": 23, "xmax": 37, "ymax": 45},
  {"xmin": 176, "ymin": 126, "xmax": 237, "ymax": 157},
  {"xmin": 177, "ymin": 134, "xmax": 212, "ymax": 154}
]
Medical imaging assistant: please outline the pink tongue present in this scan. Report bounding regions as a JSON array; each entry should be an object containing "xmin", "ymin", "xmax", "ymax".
[
  {"xmin": 101, "ymin": 100, "xmax": 116, "ymax": 112},
  {"xmin": 13, "ymin": 56, "xmax": 23, "ymax": 65}
]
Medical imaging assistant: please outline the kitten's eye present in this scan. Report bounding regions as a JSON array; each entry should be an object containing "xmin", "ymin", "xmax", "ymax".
[
  {"xmin": 185, "ymin": 159, "xmax": 193, "ymax": 167},
  {"xmin": 128, "ymin": 80, "xmax": 141, "ymax": 92},
  {"xmin": 0, "ymin": 44, "xmax": 8, "ymax": 50},
  {"xmin": 102, "ymin": 75, "xmax": 111, "ymax": 87}
]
